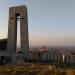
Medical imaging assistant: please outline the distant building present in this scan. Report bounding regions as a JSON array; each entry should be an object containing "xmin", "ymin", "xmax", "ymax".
[
  {"xmin": 63, "ymin": 52, "xmax": 75, "ymax": 64},
  {"xmin": 29, "ymin": 48, "xmax": 61, "ymax": 63},
  {"xmin": 0, "ymin": 39, "xmax": 7, "ymax": 50}
]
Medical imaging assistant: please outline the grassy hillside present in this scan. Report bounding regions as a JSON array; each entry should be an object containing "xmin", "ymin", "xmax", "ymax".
[{"xmin": 0, "ymin": 64, "xmax": 75, "ymax": 75}]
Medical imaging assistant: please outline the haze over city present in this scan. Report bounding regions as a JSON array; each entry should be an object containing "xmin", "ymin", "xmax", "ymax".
[{"xmin": 0, "ymin": 0, "xmax": 75, "ymax": 47}]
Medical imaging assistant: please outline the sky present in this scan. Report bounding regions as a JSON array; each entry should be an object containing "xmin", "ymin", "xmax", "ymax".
[{"xmin": 0, "ymin": 0, "xmax": 75, "ymax": 47}]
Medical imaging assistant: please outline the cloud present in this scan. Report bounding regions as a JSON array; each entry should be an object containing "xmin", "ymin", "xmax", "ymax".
[
  {"xmin": 0, "ymin": 24, "xmax": 7, "ymax": 39},
  {"xmin": 0, "ymin": 32, "xmax": 7, "ymax": 39}
]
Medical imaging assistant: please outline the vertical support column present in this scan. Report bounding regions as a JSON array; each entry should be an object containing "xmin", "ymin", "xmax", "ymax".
[
  {"xmin": 7, "ymin": 8, "xmax": 17, "ymax": 54},
  {"xmin": 20, "ymin": 7, "xmax": 29, "ymax": 60}
]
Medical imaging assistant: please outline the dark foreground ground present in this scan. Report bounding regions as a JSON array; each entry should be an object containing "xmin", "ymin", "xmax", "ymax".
[{"xmin": 0, "ymin": 64, "xmax": 75, "ymax": 75}]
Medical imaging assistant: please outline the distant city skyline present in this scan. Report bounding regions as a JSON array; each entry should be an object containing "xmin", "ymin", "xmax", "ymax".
[{"xmin": 0, "ymin": 0, "xmax": 75, "ymax": 47}]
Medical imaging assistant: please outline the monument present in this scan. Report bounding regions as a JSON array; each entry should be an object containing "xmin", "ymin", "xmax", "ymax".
[
  {"xmin": 0, "ymin": 5, "xmax": 29, "ymax": 64},
  {"xmin": 7, "ymin": 5, "xmax": 29, "ymax": 61}
]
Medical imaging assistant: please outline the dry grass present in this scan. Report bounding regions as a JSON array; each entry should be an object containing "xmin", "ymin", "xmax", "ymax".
[{"xmin": 0, "ymin": 64, "xmax": 74, "ymax": 75}]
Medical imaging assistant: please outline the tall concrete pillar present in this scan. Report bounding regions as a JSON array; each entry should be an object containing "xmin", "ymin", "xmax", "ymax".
[{"xmin": 7, "ymin": 5, "xmax": 29, "ymax": 60}]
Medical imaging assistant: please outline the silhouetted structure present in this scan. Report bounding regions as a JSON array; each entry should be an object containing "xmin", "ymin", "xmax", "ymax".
[{"xmin": 0, "ymin": 39, "xmax": 7, "ymax": 50}]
